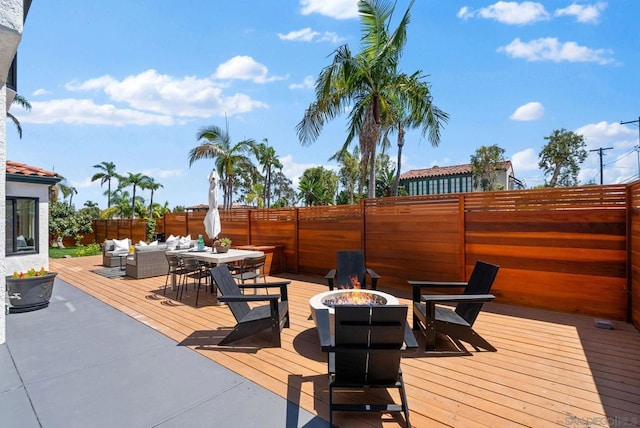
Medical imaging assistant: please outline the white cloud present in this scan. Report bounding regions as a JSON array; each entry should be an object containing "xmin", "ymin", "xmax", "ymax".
[
  {"xmin": 278, "ymin": 28, "xmax": 319, "ymax": 42},
  {"xmin": 21, "ymin": 98, "xmax": 175, "ymax": 126},
  {"xmin": 32, "ymin": 88, "xmax": 51, "ymax": 96},
  {"xmin": 575, "ymin": 121, "xmax": 637, "ymax": 184},
  {"xmin": 154, "ymin": 169, "xmax": 184, "ymax": 179},
  {"xmin": 457, "ymin": 1, "xmax": 549, "ymax": 25},
  {"xmin": 214, "ymin": 56, "xmax": 289, "ymax": 84},
  {"xmin": 300, "ymin": 0, "xmax": 358, "ymax": 19},
  {"xmin": 555, "ymin": 2, "xmax": 607, "ymax": 24},
  {"xmin": 289, "ymin": 75, "xmax": 315, "ymax": 90},
  {"xmin": 61, "ymin": 69, "xmax": 269, "ymax": 120},
  {"xmin": 510, "ymin": 101, "xmax": 544, "ymax": 121},
  {"xmin": 278, "ymin": 27, "xmax": 344, "ymax": 44},
  {"xmin": 65, "ymin": 75, "xmax": 116, "ymax": 91},
  {"xmin": 511, "ymin": 148, "xmax": 539, "ymax": 174},
  {"xmin": 575, "ymin": 121, "xmax": 635, "ymax": 149},
  {"xmin": 71, "ymin": 176, "xmax": 99, "ymax": 189},
  {"xmin": 498, "ymin": 37, "xmax": 614, "ymax": 64}
]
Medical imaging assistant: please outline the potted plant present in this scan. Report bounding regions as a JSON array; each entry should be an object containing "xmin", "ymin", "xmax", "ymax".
[
  {"xmin": 213, "ymin": 237, "xmax": 232, "ymax": 253},
  {"xmin": 6, "ymin": 267, "xmax": 57, "ymax": 313}
]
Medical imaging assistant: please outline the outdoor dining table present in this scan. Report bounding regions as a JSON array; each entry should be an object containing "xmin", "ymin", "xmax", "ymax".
[{"xmin": 167, "ymin": 247, "xmax": 265, "ymax": 291}]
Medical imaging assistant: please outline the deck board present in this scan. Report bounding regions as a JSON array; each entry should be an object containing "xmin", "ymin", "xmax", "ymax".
[{"xmin": 50, "ymin": 256, "xmax": 640, "ymax": 427}]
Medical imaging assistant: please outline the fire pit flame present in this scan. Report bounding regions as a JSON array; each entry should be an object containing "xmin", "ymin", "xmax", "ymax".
[{"xmin": 321, "ymin": 290, "xmax": 388, "ymax": 307}]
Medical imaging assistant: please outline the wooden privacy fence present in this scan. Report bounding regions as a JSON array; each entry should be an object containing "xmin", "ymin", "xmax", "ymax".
[{"xmin": 93, "ymin": 184, "xmax": 640, "ymax": 327}]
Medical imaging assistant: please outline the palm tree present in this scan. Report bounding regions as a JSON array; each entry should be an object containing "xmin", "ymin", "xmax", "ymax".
[
  {"xmin": 7, "ymin": 94, "xmax": 31, "ymax": 138},
  {"xmin": 384, "ymin": 75, "xmax": 448, "ymax": 196},
  {"xmin": 297, "ymin": 0, "xmax": 447, "ymax": 198},
  {"xmin": 59, "ymin": 183, "xmax": 77, "ymax": 206},
  {"xmin": 91, "ymin": 161, "xmax": 118, "ymax": 207},
  {"xmin": 188, "ymin": 122, "xmax": 257, "ymax": 210},
  {"xmin": 145, "ymin": 178, "xmax": 163, "ymax": 217},
  {"xmin": 254, "ymin": 139, "xmax": 283, "ymax": 208},
  {"xmin": 119, "ymin": 172, "xmax": 151, "ymax": 218}
]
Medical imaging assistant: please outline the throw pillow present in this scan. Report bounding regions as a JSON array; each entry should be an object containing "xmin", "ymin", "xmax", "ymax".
[
  {"xmin": 138, "ymin": 240, "xmax": 148, "ymax": 246},
  {"xmin": 113, "ymin": 238, "xmax": 129, "ymax": 252},
  {"xmin": 165, "ymin": 235, "xmax": 180, "ymax": 250},
  {"xmin": 150, "ymin": 240, "xmax": 158, "ymax": 246}
]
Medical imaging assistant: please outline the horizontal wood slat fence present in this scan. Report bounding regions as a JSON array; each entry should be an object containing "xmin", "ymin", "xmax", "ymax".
[{"xmin": 92, "ymin": 183, "xmax": 640, "ymax": 328}]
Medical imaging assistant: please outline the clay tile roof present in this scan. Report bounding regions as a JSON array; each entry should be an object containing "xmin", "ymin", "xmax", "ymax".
[
  {"xmin": 6, "ymin": 161, "xmax": 61, "ymax": 185},
  {"xmin": 400, "ymin": 164, "xmax": 472, "ymax": 180},
  {"xmin": 6, "ymin": 161, "xmax": 59, "ymax": 178},
  {"xmin": 399, "ymin": 161, "xmax": 512, "ymax": 180}
]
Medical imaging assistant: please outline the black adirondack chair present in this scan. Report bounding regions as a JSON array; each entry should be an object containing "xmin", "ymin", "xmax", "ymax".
[
  {"xmin": 325, "ymin": 250, "xmax": 380, "ymax": 291},
  {"xmin": 209, "ymin": 265, "xmax": 290, "ymax": 347},
  {"xmin": 328, "ymin": 305, "xmax": 411, "ymax": 427},
  {"xmin": 409, "ymin": 260, "xmax": 499, "ymax": 353}
]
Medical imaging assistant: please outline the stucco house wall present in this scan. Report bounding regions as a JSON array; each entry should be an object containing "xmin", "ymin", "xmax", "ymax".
[{"xmin": 1, "ymin": 0, "xmax": 26, "ymax": 345}]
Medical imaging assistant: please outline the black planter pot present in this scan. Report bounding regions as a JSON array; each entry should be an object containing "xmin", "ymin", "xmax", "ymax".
[{"xmin": 6, "ymin": 272, "xmax": 57, "ymax": 313}]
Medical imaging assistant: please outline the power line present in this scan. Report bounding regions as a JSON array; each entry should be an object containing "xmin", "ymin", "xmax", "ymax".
[
  {"xmin": 589, "ymin": 147, "xmax": 613, "ymax": 185},
  {"xmin": 621, "ymin": 116, "xmax": 640, "ymax": 178}
]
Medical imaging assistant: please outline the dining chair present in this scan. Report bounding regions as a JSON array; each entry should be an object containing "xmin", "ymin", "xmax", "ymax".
[
  {"xmin": 233, "ymin": 255, "xmax": 267, "ymax": 285},
  {"xmin": 163, "ymin": 253, "xmax": 184, "ymax": 295}
]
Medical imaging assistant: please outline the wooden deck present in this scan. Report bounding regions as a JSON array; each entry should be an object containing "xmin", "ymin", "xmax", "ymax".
[{"xmin": 50, "ymin": 256, "xmax": 640, "ymax": 427}]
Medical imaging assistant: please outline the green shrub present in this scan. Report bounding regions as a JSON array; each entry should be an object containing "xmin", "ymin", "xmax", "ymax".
[{"xmin": 74, "ymin": 243, "xmax": 102, "ymax": 257}]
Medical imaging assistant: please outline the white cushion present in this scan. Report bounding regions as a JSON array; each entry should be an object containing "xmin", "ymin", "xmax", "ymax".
[
  {"xmin": 149, "ymin": 240, "xmax": 158, "ymax": 246},
  {"xmin": 138, "ymin": 240, "xmax": 148, "ymax": 246},
  {"xmin": 113, "ymin": 238, "xmax": 129, "ymax": 252},
  {"xmin": 165, "ymin": 235, "xmax": 179, "ymax": 250}
]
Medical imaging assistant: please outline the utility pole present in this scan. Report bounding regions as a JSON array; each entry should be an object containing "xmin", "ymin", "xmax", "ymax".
[
  {"xmin": 621, "ymin": 116, "xmax": 640, "ymax": 179},
  {"xmin": 590, "ymin": 147, "xmax": 613, "ymax": 185}
]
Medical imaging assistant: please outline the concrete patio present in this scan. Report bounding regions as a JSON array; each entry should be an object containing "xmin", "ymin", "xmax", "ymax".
[{"xmin": 1, "ymin": 278, "xmax": 323, "ymax": 427}]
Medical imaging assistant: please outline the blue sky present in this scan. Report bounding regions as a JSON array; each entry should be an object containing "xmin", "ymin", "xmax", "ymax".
[{"xmin": 8, "ymin": 0, "xmax": 640, "ymax": 208}]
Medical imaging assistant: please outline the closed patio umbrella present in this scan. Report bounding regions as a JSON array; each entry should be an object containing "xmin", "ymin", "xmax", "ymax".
[{"xmin": 204, "ymin": 170, "xmax": 221, "ymax": 243}]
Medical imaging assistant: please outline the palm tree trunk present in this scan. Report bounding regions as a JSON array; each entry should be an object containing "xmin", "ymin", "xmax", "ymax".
[
  {"xmin": 131, "ymin": 186, "xmax": 137, "ymax": 219},
  {"xmin": 393, "ymin": 127, "xmax": 405, "ymax": 196}
]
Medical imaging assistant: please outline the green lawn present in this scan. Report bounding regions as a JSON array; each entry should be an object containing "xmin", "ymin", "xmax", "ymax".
[{"xmin": 49, "ymin": 243, "xmax": 102, "ymax": 259}]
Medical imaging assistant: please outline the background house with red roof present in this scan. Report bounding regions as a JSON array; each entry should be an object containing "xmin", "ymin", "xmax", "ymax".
[{"xmin": 399, "ymin": 161, "xmax": 523, "ymax": 196}]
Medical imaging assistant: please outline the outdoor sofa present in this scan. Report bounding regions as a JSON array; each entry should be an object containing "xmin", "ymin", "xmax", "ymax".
[
  {"xmin": 102, "ymin": 238, "xmax": 131, "ymax": 268},
  {"xmin": 125, "ymin": 244, "xmax": 170, "ymax": 279}
]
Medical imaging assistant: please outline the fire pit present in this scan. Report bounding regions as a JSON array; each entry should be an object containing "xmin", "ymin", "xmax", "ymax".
[{"xmin": 309, "ymin": 289, "xmax": 399, "ymax": 333}]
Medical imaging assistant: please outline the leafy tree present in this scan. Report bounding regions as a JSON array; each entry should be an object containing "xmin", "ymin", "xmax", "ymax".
[
  {"xmin": 80, "ymin": 201, "xmax": 101, "ymax": 220},
  {"xmin": 102, "ymin": 189, "xmax": 134, "ymax": 219},
  {"xmin": 333, "ymin": 146, "xmax": 362, "ymax": 205},
  {"xmin": 298, "ymin": 166, "xmax": 339, "ymax": 206},
  {"xmin": 254, "ymin": 139, "xmax": 283, "ymax": 208},
  {"xmin": 49, "ymin": 201, "xmax": 93, "ymax": 246},
  {"xmin": 7, "ymin": 93, "xmax": 31, "ymax": 138},
  {"xmin": 374, "ymin": 153, "xmax": 396, "ymax": 197},
  {"xmin": 297, "ymin": 0, "xmax": 447, "ymax": 199},
  {"xmin": 232, "ymin": 159, "xmax": 261, "ymax": 206},
  {"xmin": 470, "ymin": 145, "xmax": 506, "ymax": 191},
  {"xmin": 91, "ymin": 161, "xmax": 118, "ymax": 207},
  {"xmin": 539, "ymin": 129, "xmax": 587, "ymax": 187},
  {"xmin": 149, "ymin": 201, "xmax": 172, "ymax": 219},
  {"xmin": 270, "ymin": 170, "xmax": 297, "ymax": 207},
  {"xmin": 246, "ymin": 182, "xmax": 265, "ymax": 208},
  {"xmin": 188, "ymin": 122, "xmax": 257, "ymax": 210}
]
